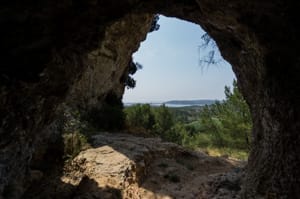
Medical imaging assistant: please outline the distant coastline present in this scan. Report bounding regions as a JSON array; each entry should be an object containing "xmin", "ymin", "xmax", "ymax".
[
  {"xmin": 124, "ymin": 99, "xmax": 218, "ymax": 107},
  {"xmin": 164, "ymin": 99, "xmax": 216, "ymax": 105}
]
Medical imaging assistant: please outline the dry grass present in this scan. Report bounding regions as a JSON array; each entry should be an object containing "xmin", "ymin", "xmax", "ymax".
[{"xmin": 199, "ymin": 147, "xmax": 248, "ymax": 161}]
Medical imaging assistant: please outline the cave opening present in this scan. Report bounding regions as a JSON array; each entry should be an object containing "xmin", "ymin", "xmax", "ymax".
[
  {"xmin": 1, "ymin": 1, "xmax": 300, "ymax": 198},
  {"xmin": 123, "ymin": 15, "xmax": 251, "ymax": 159}
]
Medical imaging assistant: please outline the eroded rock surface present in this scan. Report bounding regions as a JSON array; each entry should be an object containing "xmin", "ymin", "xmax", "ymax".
[{"xmin": 26, "ymin": 133, "xmax": 243, "ymax": 199}]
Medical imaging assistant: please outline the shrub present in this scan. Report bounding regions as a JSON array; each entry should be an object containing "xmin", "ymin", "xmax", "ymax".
[
  {"xmin": 63, "ymin": 131, "xmax": 89, "ymax": 159},
  {"xmin": 199, "ymin": 80, "xmax": 252, "ymax": 150},
  {"xmin": 153, "ymin": 104, "xmax": 175, "ymax": 137},
  {"xmin": 125, "ymin": 104, "xmax": 155, "ymax": 130},
  {"xmin": 61, "ymin": 106, "xmax": 91, "ymax": 159}
]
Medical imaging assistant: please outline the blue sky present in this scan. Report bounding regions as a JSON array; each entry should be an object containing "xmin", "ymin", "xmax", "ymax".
[{"xmin": 123, "ymin": 16, "xmax": 235, "ymax": 103}]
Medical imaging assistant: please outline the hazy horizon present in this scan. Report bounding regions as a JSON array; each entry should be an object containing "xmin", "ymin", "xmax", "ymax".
[
  {"xmin": 123, "ymin": 16, "xmax": 235, "ymax": 103},
  {"xmin": 123, "ymin": 98, "xmax": 219, "ymax": 103}
]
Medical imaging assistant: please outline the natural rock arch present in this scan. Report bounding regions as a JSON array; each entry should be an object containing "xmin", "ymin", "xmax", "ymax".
[{"xmin": 0, "ymin": 1, "xmax": 299, "ymax": 198}]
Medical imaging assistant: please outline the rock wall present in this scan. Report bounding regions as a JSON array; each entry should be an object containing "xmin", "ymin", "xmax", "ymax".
[
  {"xmin": 67, "ymin": 13, "xmax": 153, "ymax": 110},
  {"xmin": 0, "ymin": 1, "xmax": 153, "ymax": 197},
  {"xmin": 1, "ymin": 0, "xmax": 300, "ymax": 198}
]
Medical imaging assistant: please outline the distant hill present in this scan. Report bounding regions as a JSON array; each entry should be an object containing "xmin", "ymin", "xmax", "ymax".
[
  {"xmin": 124, "ymin": 99, "xmax": 218, "ymax": 107},
  {"xmin": 164, "ymin": 99, "xmax": 217, "ymax": 106}
]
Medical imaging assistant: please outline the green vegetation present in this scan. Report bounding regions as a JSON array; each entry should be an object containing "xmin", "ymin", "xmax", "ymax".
[
  {"xmin": 63, "ymin": 131, "xmax": 89, "ymax": 159},
  {"xmin": 61, "ymin": 107, "xmax": 91, "ymax": 160},
  {"xmin": 169, "ymin": 106, "xmax": 203, "ymax": 123},
  {"xmin": 61, "ymin": 80, "xmax": 251, "ymax": 160},
  {"xmin": 61, "ymin": 92, "xmax": 126, "ymax": 160},
  {"xmin": 123, "ymin": 60, "xmax": 143, "ymax": 89},
  {"xmin": 149, "ymin": 14, "xmax": 160, "ymax": 32},
  {"xmin": 60, "ymin": 93, "xmax": 124, "ymax": 161},
  {"xmin": 124, "ymin": 104, "xmax": 177, "ymax": 140},
  {"xmin": 124, "ymin": 80, "xmax": 252, "ymax": 160},
  {"xmin": 199, "ymin": 80, "xmax": 252, "ymax": 150},
  {"xmin": 125, "ymin": 103, "xmax": 155, "ymax": 132}
]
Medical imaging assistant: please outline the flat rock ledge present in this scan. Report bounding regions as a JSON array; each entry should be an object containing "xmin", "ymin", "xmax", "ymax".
[{"xmin": 59, "ymin": 132, "xmax": 244, "ymax": 199}]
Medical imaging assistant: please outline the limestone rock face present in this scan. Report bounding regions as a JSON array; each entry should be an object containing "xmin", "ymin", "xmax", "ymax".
[
  {"xmin": 67, "ymin": 13, "xmax": 153, "ymax": 109},
  {"xmin": 28, "ymin": 133, "xmax": 240, "ymax": 199}
]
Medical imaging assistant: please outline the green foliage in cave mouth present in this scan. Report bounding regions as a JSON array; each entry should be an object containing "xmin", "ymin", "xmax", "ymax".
[
  {"xmin": 61, "ymin": 80, "xmax": 251, "ymax": 160},
  {"xmin": 124, "ymin": 80, "xmax": 252, "ymax": 160},
  {"xmin": 61, "ymin": 92, "xmax": 126, "ymax": 159},
  {"xmin": 122, "ymin": 15, "xmax": 160, "ymax": 89},
  {"xmin": 199, "ymin": 80, "xmax": 252, "ymax": 150},
  {"xmin": 61, "ymin": 107, "xmax": 91, "ymax": 160}
]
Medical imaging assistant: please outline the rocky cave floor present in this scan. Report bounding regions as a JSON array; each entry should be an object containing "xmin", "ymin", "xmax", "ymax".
[{"xmin": 24, "ymin": 132, "xmax": 246, "ymax": 199}]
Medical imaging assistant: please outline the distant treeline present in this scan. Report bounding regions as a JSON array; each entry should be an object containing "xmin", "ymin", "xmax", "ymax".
[{"xmin": 124, "ymin": 80, "xmax": 252, "ymax": 160}]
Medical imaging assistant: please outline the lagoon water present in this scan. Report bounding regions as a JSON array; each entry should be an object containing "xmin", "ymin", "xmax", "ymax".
[{"xmin": 124, "ymin": 102, "xmax": 205, "ymax": 108}]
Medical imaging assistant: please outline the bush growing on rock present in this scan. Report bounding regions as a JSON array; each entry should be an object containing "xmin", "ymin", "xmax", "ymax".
[{"xmin": 60, "ymin": 106, "xmax": 91, "ymax": 159}]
